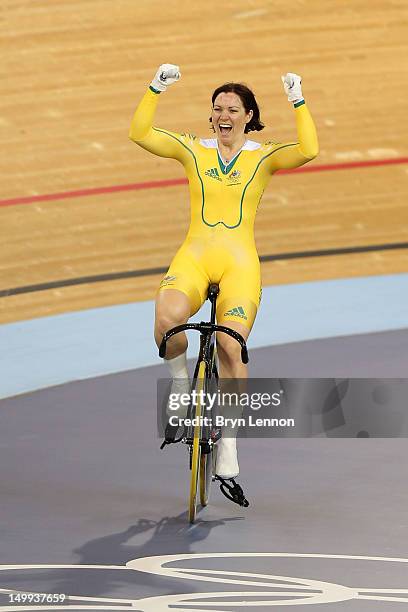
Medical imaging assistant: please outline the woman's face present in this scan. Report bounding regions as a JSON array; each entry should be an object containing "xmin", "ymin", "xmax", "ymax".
[{"xmin": 211, "ymin": 92, "xmax": 253, "ymax": 145}]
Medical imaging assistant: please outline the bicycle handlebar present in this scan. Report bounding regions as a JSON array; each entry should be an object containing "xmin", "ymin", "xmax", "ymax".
[{"xmin": 159, "ymin": 322, "xmax": 249, "ymax": 364}]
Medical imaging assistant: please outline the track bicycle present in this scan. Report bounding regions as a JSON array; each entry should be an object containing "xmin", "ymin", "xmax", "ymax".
[{"xmin": 159, "ymin": 283, "xmax": 249, "ymax": 523}]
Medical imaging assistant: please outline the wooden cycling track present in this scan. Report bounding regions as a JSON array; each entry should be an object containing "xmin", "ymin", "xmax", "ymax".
[{"xmin": 1, "ymin": 0, "xmax": 408, "ymax": 324}]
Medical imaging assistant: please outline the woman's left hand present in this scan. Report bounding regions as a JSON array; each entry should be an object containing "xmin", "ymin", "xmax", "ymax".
[{"xmin": 281, "ymin": 73, "xmax": 304, "ymax": 103}]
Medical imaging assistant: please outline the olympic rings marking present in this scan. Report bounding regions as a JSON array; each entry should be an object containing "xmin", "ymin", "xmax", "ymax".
[{"xmin": 1, "ymin": 553, "xmax": 408, "ymax": 610}]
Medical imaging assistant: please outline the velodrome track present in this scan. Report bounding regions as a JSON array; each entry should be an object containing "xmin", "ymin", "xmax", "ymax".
[
  {"xmin": 2, "ymin": 325, "xmax": 408, "ymax": 610},
  {"xmin": 2, "ymin": 277, "xmax": 408, "ymax": 610},
  {"xmin": 1, "ymin": 0, "xmax": 408, "ymax": 609}
]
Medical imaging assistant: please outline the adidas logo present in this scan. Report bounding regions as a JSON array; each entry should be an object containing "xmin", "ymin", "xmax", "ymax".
[
  {"xmin": 224, "ymin": 306, "xmax": 248, "ymax": 320},
  {"xmin": 205, "ymin": 167, "xmax": 222, "ymax": 181}
]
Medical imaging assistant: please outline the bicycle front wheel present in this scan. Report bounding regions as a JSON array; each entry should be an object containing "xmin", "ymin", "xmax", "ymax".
[{"xmin": 188, "ymin": 361, "xmax": 206, "ymax": 523}]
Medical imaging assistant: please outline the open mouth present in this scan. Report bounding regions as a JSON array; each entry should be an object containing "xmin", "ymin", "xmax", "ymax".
[{"xmin": 219, "ymin": 124, "xmax": 232, "ymax": 135}]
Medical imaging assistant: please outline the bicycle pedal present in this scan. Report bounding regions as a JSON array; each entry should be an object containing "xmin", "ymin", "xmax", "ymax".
[
  {"xmin": 160, "ymin": 422, "xmax": 183, "ymax": 449},
  {"xmin": 215, "ymin": 476, "xmax": 249, "ymax": 508}
]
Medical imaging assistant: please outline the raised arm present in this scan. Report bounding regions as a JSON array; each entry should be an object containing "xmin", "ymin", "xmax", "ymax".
[
  {"xmin": 265, "ymin": 73, "xmax": 319, "ymax": 173},
  {"xmin": 129, "ymin": 64, "xmax": 188, "ymax": 162}
]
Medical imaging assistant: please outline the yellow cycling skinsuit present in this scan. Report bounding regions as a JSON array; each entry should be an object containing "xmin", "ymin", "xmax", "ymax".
[{"xmin": 129, "ymin": 87, "xmax": 318, "ymax": 330}]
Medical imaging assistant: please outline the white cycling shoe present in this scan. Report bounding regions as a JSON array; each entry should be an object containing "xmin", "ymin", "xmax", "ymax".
[
  {"xmin": 166, "ymin": 378, "xmax": 191, "ymax": 419},
  {"xmin": 215, "ymin": 436, "xmax": 239, "ymax": 479}
]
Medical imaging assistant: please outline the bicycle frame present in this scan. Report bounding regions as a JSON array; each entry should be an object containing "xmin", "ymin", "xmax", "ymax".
[{"xmin": 158, "ymin": 283, "xmax": 249, "ymax": 520}]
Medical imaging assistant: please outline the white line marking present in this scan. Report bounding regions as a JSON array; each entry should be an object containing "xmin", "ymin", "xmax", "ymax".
[
  {"xmin": 334, "ymin": 151, "xmax": 363, "ymax": 161},
  {"xmin": 233, "ymin": 9, "xmax": 269, "ymax": 19},
  {"xmin": 1, "ymin": 553, "xmax": 408, "ymax": 609},
  {"xmin": 367, "ymin": 148, "xmax": 398, "ymax": 158},
  {"xmin": 0, "ymin": 565, "xmax": 125, "ymax": 571}
]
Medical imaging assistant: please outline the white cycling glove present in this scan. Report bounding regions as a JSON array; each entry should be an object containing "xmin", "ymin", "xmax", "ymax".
[
  {"xmin": 150, "ymin": 64, "xmax": 181, "ymax": 93},
  {"xmin": 281, "ymin": 72, "xmax": 304, "ymax": 104}
]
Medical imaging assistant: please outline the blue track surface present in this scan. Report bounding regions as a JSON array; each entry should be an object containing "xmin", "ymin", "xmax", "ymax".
[{"xmin": 1, "ymin": 273, "xmax": 407, "ymax": 399}]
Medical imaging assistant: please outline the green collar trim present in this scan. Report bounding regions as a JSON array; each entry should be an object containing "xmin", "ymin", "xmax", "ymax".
[{"xmin": 217, "ymin": 150, "xmax": 242, "ymax": 175}]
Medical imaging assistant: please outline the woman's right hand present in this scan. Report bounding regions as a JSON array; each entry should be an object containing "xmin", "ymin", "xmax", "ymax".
[{"xmin": 150, "ymin": 64, "xmax": 181, "ymax": 92}]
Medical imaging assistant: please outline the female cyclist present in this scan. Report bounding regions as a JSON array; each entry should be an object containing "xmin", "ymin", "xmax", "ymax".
[{"xmin": 129, "ymin": 64, "xmax": 318, "ymax": 483}]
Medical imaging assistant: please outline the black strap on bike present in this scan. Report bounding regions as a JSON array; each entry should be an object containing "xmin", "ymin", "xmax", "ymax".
[{"xmin": 215, "ymin": 476, "xmax": 249, "ymax": 507}]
